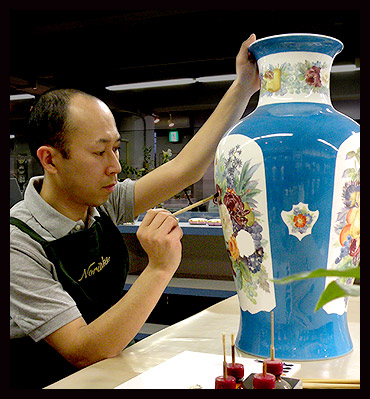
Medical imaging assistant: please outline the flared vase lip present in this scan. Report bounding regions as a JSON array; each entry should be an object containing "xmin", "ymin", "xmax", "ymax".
[{"xmin": 249, "ymin": 33, "xmax": 343, "ymax": 60}]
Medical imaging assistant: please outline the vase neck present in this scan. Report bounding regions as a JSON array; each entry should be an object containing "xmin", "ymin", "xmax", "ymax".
[{"xmin": 256, "ymin": 51, "xmax": 334, "ymax": 107}]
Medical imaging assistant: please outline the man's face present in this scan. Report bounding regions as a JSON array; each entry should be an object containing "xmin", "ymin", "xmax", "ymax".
[{"xmin": 54, "ymin": 95, "xmax": 122, "ymax": 208}]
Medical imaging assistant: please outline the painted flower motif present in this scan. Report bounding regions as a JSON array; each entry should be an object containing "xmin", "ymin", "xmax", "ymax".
[
  {"xmin": 264, "ymin": 68, "xmax": 281, "ymax": 92},
  {"xmin": 342, "ymin": 181, "xmax": 360, "ymax": 208},
  {"xmin": 219, "ymin": 203, "xmax": 233, "ymax": 242},
  {"xmin": 215, "ymin": 184, "xmax": 223, "ymax": 205},
  {"xmin": 264, "ymin": 70, "xmax": 274, "ymax": 79},
  {"xmin": 304, "ymin": 65, "xmax": 322, "ymax": 87},
  {"xmin": 247, "ymin": 251, "xmax": 263, "ymax": 274},
  {"xmin": 281, "ymin": 202, "xmax": 319, "ymax": 241},
  {"xmin": 223, "ymin": 189, "xmax": 251, "ymax": 228},
  {"xmin": 228, "ymin": 235, "xmax": 240, "ymax": 261},
  {"xmin": 334, "ymin": 148, "xmax": 360, "ymax": 268},
  {"xmin": 259, "ymin": 60, "xmax": 329, "ymax": 99},
  {"xmin": 214, "ymin": 143, "xmax": 272, "ymax": 305},
  {"xmin": 260, "ymin": 65, "xmax": 286, "ymax": 96},
  {"xmin": 293, "ymin": 213, "xmax": 307, "ymax": 228},
  {"xmin": 349, "ymin": 238, "xmax": 360, "ymax": 258}
]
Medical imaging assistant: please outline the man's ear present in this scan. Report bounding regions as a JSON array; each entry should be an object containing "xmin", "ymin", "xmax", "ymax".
[{"xmin": 36, "ymin": 145, "xmax": 59, "ymax": 173}]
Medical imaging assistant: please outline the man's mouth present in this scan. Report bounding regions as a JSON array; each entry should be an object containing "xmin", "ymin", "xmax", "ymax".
[{"xmin": 103, "ymin": 182, "xmax": 117, "ymax": 192}]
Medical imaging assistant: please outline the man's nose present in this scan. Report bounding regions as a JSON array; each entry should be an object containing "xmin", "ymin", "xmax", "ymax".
[{"xmin": 106, "ymin": 151, "xmax": 122, "ymax": 175}]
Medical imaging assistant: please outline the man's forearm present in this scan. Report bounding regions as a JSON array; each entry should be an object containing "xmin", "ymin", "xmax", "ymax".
[
  {"xmin": 69, "ymin": 266, "xmax": 173, "ymax": 368},
  {"xmin": 47, "ymin": 211, "xmax": 182, "ymax": 369}
]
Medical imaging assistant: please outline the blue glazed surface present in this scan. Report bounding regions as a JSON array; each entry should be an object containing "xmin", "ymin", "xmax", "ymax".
[
  {"xmin": 227, "ymin": 102, "xmax": 359, "ymax": 360},
  {"xmin": 249, "ymin": 34, "xmax": 343, "ymax": 59}
]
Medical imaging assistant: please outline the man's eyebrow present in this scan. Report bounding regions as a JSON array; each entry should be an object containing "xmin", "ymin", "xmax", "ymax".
[{"xmin": 95, "ymin": 136, "xmax": 121, "ymax": 144}]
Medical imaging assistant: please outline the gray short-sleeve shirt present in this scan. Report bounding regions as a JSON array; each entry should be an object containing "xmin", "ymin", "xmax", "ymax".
[{"xmin": 10, "ymin": 176, "xmax": 136, "ymax": 342}]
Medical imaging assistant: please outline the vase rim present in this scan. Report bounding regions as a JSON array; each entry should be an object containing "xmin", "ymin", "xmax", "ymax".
[{"xmin": 249, "ymin": 33, "xmax": 343, "ymax": 60}]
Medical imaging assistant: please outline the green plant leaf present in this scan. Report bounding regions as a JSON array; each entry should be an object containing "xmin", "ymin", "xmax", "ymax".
[
  {"xmin": 314, "ymin": 280, "xmax": 360, "ymax": 311},
  {"xmin": 271, "ymin": 266, "xmax": 360, "ymax": 285}
]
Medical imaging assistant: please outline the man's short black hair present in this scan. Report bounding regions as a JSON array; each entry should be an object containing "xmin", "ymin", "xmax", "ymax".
[{"xmin": 27, "ymin": 88, "xmax": 92, "ymax": 161}]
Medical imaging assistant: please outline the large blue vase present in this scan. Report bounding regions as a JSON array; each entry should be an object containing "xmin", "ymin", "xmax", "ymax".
[{"xmin": 214, "ymin": 34, "xmax": 360, "ymax": 360}]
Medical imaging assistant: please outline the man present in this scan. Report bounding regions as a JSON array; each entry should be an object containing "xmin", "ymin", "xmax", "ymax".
[{"xmin": 10, "ymin": 34, "xmax": 260, "ymax": 388}]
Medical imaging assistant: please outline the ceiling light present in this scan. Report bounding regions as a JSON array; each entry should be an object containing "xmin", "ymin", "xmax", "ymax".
[
  {"xmin": 10, "ymin": 94, "xmax": 36, "ymax": 101},
  {"xmin": 331, "ymin": 64, "xmax": 360, "ymax": 73},
  {"xmin": 106, "ymin": 78, "xmax": 196, "ymax": 91},
  {"xmin": 168, "ymin": 113, "xmax": 175, "ymax": 128},
  {"xmin": 105, "ymin": 64, "xmax": 360, "ymax": 93},
  {"xmin": 152, "ymin": 113, "xmax": 160, "ymax": 124},
  {"xmin": 196, "ymin": 74, "xmax": 236, "ymax": 83}
]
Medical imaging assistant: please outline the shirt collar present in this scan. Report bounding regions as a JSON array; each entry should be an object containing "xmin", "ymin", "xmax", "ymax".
[{"xmin": 24, "ymin": 176, "xmax": 99, "ymax": 239}]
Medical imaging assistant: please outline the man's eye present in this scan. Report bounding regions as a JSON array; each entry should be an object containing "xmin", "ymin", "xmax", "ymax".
[{"xmin": 95, "ymin": 151, "xmax": 105, "ymax": 156}]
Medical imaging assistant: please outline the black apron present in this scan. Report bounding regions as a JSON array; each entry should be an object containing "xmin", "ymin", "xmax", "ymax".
[{"xmin": 10, "ymin": 208, "xmax": 130, "ymax": 389}]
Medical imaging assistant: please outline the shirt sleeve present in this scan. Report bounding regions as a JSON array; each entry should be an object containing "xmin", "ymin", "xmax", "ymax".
[
  {"xmin": 101, "ymin": 178, "xmax": 136, "ymax": 225},
  {"xmin": 10, "ymin": 226, "xmax": 82, "ymax": 342}
]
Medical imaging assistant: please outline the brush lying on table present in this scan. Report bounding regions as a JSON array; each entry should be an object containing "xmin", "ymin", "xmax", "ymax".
[
  {"xmin": 172, "ymin": 193, "xmax": 219, "ymax": 217},
  {"xmin": 301, "ymin": 379, "xmax": 360, "ymax": 389}
]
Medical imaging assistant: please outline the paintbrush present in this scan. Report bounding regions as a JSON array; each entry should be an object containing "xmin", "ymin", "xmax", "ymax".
[{"xmin": 172, "ymin": 192, "xmax": 218, "ymax": 216}]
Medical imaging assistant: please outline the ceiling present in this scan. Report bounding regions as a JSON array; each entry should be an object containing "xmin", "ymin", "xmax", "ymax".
[{"xmin": 10, "ymin": 9, "xmax": 360, "ymax": 119}]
